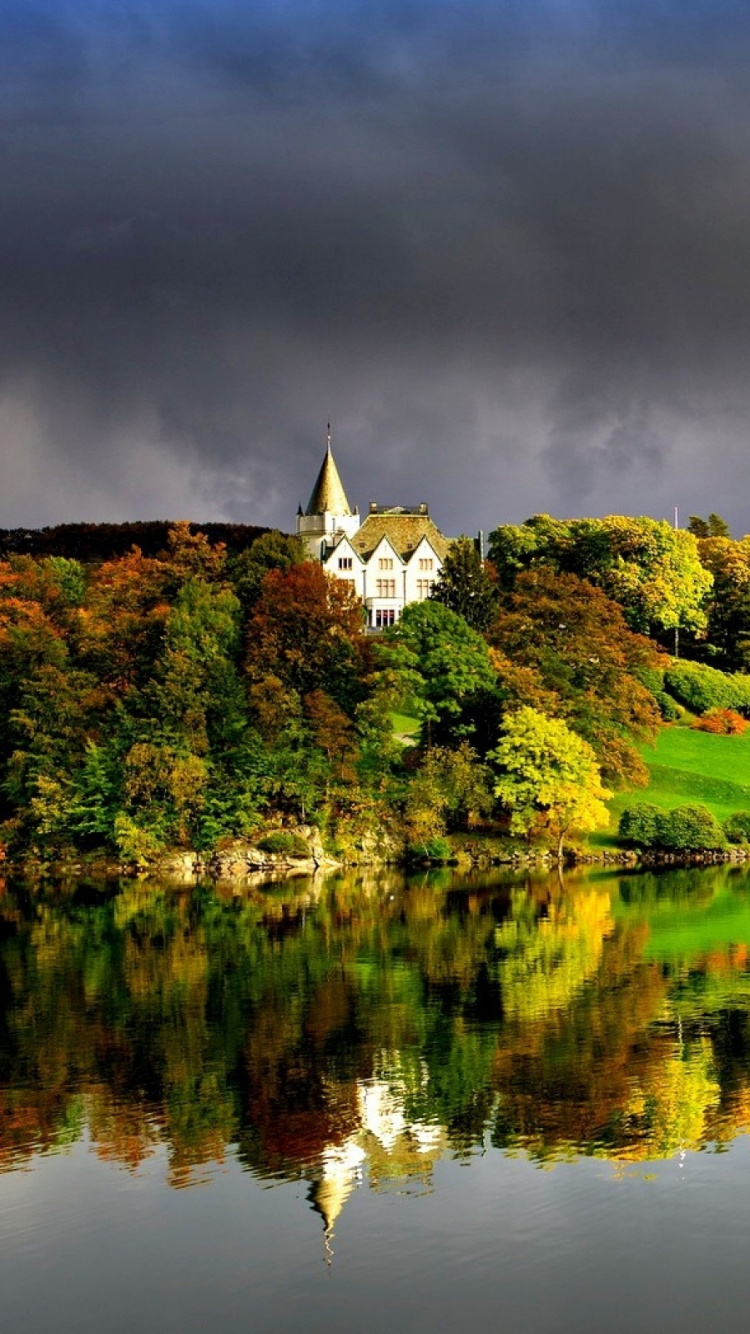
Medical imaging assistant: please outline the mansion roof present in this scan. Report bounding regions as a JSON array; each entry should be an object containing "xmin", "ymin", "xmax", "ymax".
[
  {"xmin": 350, "ymin": 513, "xmax": 450, "ymax": 563},
  {"xmin": 305, "ymin": 445, "xmax": 354, "ymax": 517}
]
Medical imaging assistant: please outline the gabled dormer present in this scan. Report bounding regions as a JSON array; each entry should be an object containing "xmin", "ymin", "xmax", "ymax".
[
  {"xmin": 323, "ymin": 533, "xmax": 362, "ymax": 574},
  {"xmin": 365, "ymin": 534, "xmax": 404, "ymax": 572},
  {"xmin": 404, "ymin": 534, "xmax": 442, "ymax": 601}
]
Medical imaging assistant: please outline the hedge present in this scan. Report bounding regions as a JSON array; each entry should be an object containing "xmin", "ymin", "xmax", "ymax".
[
  {"xmin": 664, "ymin": 661, "xmax": 750, "ymax": 715},
  {"xmin": 619, "ymin": 802, "xmax": 726, "ymax": 851},
  {"xmin": 723, "ymin": 811, "xmax": 750, "ymax": 844},
  {"xmin": 655, "ymin": 691, "xmax": 681, "ymax": 722}
]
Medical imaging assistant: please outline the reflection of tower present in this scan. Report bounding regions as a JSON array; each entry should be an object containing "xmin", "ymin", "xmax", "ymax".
[
  {"xmin": 305, "ymin": 1078, "xmax": 445, "ymax": 1260},
  {"xmin": 307, "ymin": 1139, "xmax": 366, "ymax": 1264}
]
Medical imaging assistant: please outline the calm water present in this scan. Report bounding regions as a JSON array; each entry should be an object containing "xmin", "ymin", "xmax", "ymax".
[{"xmin": 4, "ymin": 864, "xmax": 750, "ymax": 1332}]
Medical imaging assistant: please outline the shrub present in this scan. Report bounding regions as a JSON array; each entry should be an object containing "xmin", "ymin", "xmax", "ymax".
[
  {"xmin": 256, "ymin": 831, "xmax": 310, "ymax": 857},
  {"xmin": 661, "ymin": 804, "xmax": 726, "ymax": 850},
  {"xmin": 113, "ymin": 813, "xmax": 165, "ymax": 864},
  {"xmin": 691, "ymin": 708, "xmax": 749, "ymax": 735},
  {"xmin": 664, "ymin": 661, "xmax": 750, "ymax": 715},
  {"xmin": 655, "ymin": 691, "xmax": 681, "ymax": 722},
  {"xmin": 618, "ymin": 803, "xmax": 726, "ymax": 851},
  {"xmin": 618, "ymin": 803, "xmax": 663, "ymax": 848},
  {"xmin": 407, "ymin": 836, "xmax": 452, "ymax": 862},
  {"xmin": 636, "ymin": 666, "xmax": 666, "ymax": 695},
  {"xmin": 724, "ymin": 811, "xmax": 750, "ymax": 844}
]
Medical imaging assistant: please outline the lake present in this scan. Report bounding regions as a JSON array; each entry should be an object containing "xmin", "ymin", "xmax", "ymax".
[{"xmin": 3, "ymin": 863, "xmax": 750, "ymax": 1332}]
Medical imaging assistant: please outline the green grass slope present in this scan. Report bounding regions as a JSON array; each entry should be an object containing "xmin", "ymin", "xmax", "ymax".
[{"xmin": 599, "ymin": 726, "xmax": 750, "ymax": 846}]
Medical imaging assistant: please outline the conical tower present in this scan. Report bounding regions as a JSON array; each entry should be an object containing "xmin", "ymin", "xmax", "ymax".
[{"xmin": 297, "ymin": 426, "xmax": 360, "ymax": 558}]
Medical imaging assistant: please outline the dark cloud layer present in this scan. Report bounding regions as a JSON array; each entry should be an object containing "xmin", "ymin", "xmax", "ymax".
[{"xmin": 3, "ymin": 0, "xmax": 750, "ymax": 534}]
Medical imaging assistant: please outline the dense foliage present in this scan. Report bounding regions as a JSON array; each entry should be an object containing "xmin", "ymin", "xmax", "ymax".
[
  {"xmin": 486, "ymin": 567, "xmax": 662, "ymax": 787},
  {"xmin": 691, "ymin": 708, "xmax": 749, "ymax": 735},
  {"xmin": 491, "ymin": 707, "xmax": 611, "ymax": 858},
  {"xmin": 0, "ymin": 525, "xmax": 395, "ymax": 859},
  {"xmin": 0, "ymin": 520, "xmax": 268, "ymax": 561},
  {"xmin": 430, "ymin": 535, "xmax": 497, "ymax": 630},
  {"xmin": 663, "ymin": 660, "xmax": 750, "ymax": 715},
  {"xmin": 488, "ymin": 514, "xmax": 712, "ymax": 642},
  {"xmin": 7, "ymin": 506, "xmax": 750, "ymax": 861}
]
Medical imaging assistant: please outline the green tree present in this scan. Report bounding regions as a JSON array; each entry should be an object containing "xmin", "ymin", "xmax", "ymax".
[
  {"xmin": 108, "ymin": 577, "xmax": 250, "ymax": 851},
  {"xmin": 405, "ymin": 742, "xmax": 493, "ymax": 850},
  {"xmin": 385, "ymin": 600, "xmax": 498, "ymax": 747},
  {"xmin": 490, "ymin": 706, "xmax": 611, "ymax": 860},
  {"xmin": 689, "ymin": 513, "xmax": 731, "ymax": 539},
  {"xmin": 47, "ymin": 557, "xmax": 87, "ymax": 607},
  {"xmin": 430, "ymin": 536, "xmax": 497, "ymax": 630},
  {"xmin": 597, "ymin": 516, "xmax": 712, "ymax": 639},
  {"xmin": 692, "ymin": 535, "xmax": 750, "ymax": 670},
  {"xmin": 230, "ymin": 530, "xmax": 307, "ymax": 617}
]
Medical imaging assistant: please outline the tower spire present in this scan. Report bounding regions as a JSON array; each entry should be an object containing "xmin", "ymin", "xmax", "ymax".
[{"xmin": 305, "ymin": 427, "xmax": 353, "ymax": 516}]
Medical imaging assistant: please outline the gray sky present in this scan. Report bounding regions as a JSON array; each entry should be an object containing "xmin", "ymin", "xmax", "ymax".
[{"xmin": 3, "ymin": 0, "xmax": 750, "ymax": 536}]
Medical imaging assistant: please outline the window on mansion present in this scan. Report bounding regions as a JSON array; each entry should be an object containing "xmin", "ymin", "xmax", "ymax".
[
  {"xmin": 378, "ymin": 556, "xmax": 394, "ymax": 570},
  {"xmin": 338, "ymin": 556, "xmax": 353, "ymax": 570},
  {"xmin": 418, "ymin": 557, "xmax": 434, "ymax": 571},
  {"xmin": 374, "ymin": 608, "xmax": 396, "ymax": 628},
  {"xmin": 416, "ymin": 579, "xmax": 435, "ymax": 599},
  {"xmin": 376, "ymin": 579, "xmax": 396, "ymax": 597}
]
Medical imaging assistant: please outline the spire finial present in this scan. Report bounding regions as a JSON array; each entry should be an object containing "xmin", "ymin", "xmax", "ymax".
[{"xmin": 327, "ymin": 421, "xmax": 331, "ymax": 453}]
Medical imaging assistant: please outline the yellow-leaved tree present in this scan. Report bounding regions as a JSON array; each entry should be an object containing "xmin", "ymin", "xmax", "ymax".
[{"xmin": 490, "ymin": 706, "xmax": 611, "ymax": 861}]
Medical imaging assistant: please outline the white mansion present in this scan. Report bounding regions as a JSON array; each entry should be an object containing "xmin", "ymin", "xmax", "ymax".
[{"xmin": 296, "ymin": 433, "xmax": 450, "ymax": 629}]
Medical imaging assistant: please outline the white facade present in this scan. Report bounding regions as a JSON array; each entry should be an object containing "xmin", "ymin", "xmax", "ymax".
[{"xmin": 297, "ymin": 438, "xmax": 448, "ymax": 627}]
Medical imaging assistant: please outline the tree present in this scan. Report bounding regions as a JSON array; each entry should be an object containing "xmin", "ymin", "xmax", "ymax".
[
  {"xmin": 304, "ymin": 688, "xmax": 359, "ymax": 790},
  {"xmin": 430, "ymin": 536, "xmax": 497, "ymax": 630},
  {"xmin": 689, "ymin": 513, "xmax": 731, "ymax": 539},
  {"xmin": 230, "ymin": 530, "xmax": 307, "ymax": 616},
  {"xmin": 159, "ymin": 520, "xmax": 228, "ymax": 587},
  {"xmin": 385, "ymin": 600, "xmax": 498, "ymax": 747},
  {"xmin": 597, "ymin": 516, "xmax": 712, "ymax": 640},
  {"xmin": 404, "ymin": 742, "xmax": 493, "ymax": 850},
  {"xmin": 486, "ymin": 568, "xmax": 662, "ymax": 788},
  {"xmin": 488, "ymin": 514, "xmax": 713, "ymax": 642},
  {"xmin": 107, "ymin": 577, "xmax": 247, "ymax": 851},
  {"xmin": 79, "ymin": 547, "xmax": 171, "ymax": 695},
  {"xmin": 490, "ymin": 706, "xmax": 611, "ymax": 860},
  {"xmin": 692, "ymin": 535, "xmax": 750, "ymax": 670},
  {"xmin": 246, "ymin": 562, "xmax": 364, "ymax": 713}
]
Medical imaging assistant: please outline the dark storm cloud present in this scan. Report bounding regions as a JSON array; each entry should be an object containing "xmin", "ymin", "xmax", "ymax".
[{"xmin": 3, "ymin": 0, "xmax": 750, "ymax": 532}]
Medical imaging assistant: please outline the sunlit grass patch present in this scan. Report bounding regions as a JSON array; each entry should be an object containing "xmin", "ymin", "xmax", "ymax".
[
  {"xmin": 600, "ymin": 725, "xmax": 750, "ymax": 845},
  {"xmin": 389, "ymin": 711, "xmax": 420, "ymax": 738}
]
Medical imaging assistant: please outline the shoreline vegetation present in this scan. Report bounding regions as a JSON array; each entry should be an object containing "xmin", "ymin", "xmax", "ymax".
[
  {"xmin": 4, "ymin": 512, "xmax": 750, "ymax": 880},
  {"xmin": 4, "ymin": 832, "xmax": 749, "ymax": 885}
]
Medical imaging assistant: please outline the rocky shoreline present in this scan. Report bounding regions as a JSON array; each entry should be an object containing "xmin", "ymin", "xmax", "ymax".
[{"xmin": 3, "ymin": 828, "xmax": 750, "ymax": 884}]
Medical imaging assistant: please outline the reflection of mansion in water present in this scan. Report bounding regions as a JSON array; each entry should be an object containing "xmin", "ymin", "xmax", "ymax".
[
  {"xmin": 307, "ymin": 1074, "xmax": 446, "ymax": 1248},
  {"xmin": 297, "ymin": 429, "xmax": 450, "ymax": 629}
]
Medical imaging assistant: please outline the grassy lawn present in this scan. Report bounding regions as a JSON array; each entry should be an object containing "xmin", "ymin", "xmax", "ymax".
[
  {"xmin": 389, "ymin": 711, "xmax": 421, "ymax": 739},
  {"xmin": 593, "ymin": 725, "xmax": 750, "ymax": 848}
]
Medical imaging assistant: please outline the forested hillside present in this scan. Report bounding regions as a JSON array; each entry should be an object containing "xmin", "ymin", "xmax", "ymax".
[
  {"xmin": 2, "ymin": 513, "xmax": 750, "ymax": 865},
  {"xmin": 0, "ymin": 520, "xmax": 268, "ymax": 561}
]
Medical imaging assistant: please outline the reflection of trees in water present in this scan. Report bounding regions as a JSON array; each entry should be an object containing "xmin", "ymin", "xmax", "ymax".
[
  {"xmin": 2, "ymin": 868, "xmax": 750, "ymax": 1198},
  {"xmin": 494, "ymin": 886, "xmax": 614, "ymax": 1022}
]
